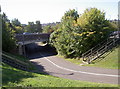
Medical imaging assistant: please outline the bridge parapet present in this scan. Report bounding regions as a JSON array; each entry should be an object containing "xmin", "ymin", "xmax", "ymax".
[
  {"xmin": 15, "ymin": 33, "xmax": 50, "ymax": 55},
  {"xmin": 15, "ymin": 33, "xmax": 50, "ymax": 45}
]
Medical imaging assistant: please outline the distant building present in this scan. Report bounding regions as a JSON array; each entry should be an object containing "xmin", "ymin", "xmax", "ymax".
[
  {"xmin": 21, "ymin": 24, "xmax": 27, "ymax": 27},
  {"xmin": 42, "ymin": 22, "xmax": 60, "ymax": 27}
]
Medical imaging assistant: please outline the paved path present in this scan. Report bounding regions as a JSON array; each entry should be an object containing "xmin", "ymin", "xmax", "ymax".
[{"xmin": 28, "ymin": 51, "xmax": 119, "ymax": 85}]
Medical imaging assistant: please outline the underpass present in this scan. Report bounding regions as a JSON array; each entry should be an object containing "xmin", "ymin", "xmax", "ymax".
[{"xmin": 14, "ymin": 33, "xmax": 119, "ymax": 85}]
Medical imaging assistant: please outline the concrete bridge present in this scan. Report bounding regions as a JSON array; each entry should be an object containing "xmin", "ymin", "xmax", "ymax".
[
  {"xmin": 15, "ymin": 33, "xmax": 50, "ymax": 55},
  {"xmin": 15, "ymin": 33, "xmax": 50, "ymax": 45}
]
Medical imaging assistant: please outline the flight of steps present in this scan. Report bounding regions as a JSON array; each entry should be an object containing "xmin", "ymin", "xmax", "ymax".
[{"xmin": 82, "ymin": 37, "xmax": 120, "ymax": 64}]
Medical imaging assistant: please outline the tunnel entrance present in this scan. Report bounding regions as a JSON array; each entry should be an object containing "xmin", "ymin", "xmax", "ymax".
[{"xmin": 25, "ymin": 42, "xmax": 57, "ymax": 59}]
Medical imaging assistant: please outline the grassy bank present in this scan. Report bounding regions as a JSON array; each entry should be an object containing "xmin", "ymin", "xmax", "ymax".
[
  {"xmin": 62, "ymin": 46, "xmax": 119, "ymax": 69},
  {"xmin": 2, "ymin": 52, "xmax": 35, "ymax": 70},
  {"xmin": 2, "ymin": 51, "xmax": 29, "ymax": 62},
  {"xmin": 85, "ymin": 46, "xmax": 119, "ymax": 69},
  {"xmin": 2, "ymin": 63, "xmax": 118, "ymax": 87}
]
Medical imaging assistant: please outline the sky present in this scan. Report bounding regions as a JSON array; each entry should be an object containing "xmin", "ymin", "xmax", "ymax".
[{"xmin": 0, "ymin": 0, "xmax": 119, "ymax": 24}]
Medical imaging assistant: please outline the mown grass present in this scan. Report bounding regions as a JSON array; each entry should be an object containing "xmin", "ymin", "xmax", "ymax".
[
  {"xmin": 86, "ymin": 46, "xmax": 119, "ymax": 69},
  {"xmin": 2, "ymin": 52, "xmax": 35, "ymax": 70},
  {"xmin": 63, "ymin": 46, "xmax": 119, "ymax": 69},
  {"xmin": 2, "ymin": 51, "xmax": 29, "ymax": 62},
  {"xmin": 2, "ymin": 63, "xmax": 118, "ymax": 87}
]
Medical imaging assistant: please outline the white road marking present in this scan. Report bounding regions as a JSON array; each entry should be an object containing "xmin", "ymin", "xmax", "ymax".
[{"xmin": 40, "ymin": 54, "xmax": 119, "ymax": 78}]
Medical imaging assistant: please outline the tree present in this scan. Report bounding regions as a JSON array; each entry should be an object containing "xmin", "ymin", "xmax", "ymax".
[
  {"xmin": 35, "ymin": 21, "xmax": 42, "ymax": 33},
  {"xmin": 61, "ymin": 9, "xmax": 79, "ymax": 22},
  {"xmin": 77, "ymin": 8, "xmax": 114, "ymax": 48},
  {"xmin": 2, "ymin": 12, "xmax": 10, "ymax": 23},
  {"xmin": 11, "ymin": 18, "xmax": 23, "ymax": 34},
  {"xmin": 42, "ymin": 23, "xmax": 60, "ymax": 33},
  {"xmin": 43, "ymin": 25, "xmax": 52, "ymax": 33},
  {"xmin": 50, "ymin": 9, "xmax": 80, "ymax": 57},
  {"xmin": 14, "ymin": 26, "xmax": 23, "ymax": 34},
  {"xmin": 50, "ymin": 8, "xmax": 114, "ymax": 58},
  {"xmin": 25, "ymin": 22, "xmax": 35, "ymax": 33},
  {"xmin": 25, "ymin": 21, "xmax": 43, "ymax": 33},
  {"xmin": 2, "ymin": 13, "xmax": 16, "ymax": 52},
  {"xmin": 11, "ymin": 18, "xmax": 21, "ymax": 26}
]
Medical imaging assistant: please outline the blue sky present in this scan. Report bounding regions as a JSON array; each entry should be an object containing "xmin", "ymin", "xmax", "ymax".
[{"xmin": 1, "ymin": 0, "xmax": 119, "ymax": 24}]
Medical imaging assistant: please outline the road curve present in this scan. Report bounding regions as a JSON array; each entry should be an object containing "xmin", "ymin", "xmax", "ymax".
[{"xmin": 29, "ymin": 51, "xmax": 119, "ymax": 85}]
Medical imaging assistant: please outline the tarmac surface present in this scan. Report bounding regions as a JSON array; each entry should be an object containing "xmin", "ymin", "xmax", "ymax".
[{"xmin": 26, "ymin": 43, "xmax": 119, "ymax": 84}]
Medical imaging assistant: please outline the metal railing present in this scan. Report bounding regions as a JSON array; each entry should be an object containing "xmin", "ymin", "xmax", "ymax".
[
  {"xmin": 2, "ymin": 53, "xmax": 30, "ymax": 71},
  {"xmin": 82, "ymin": 38, "xmax": 120, "ymax": 64}
]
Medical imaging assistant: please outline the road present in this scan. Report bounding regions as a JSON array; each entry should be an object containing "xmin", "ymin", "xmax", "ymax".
[{"xmin": 27, "ymin": 49, "xmax": 119, "ymax": 85}]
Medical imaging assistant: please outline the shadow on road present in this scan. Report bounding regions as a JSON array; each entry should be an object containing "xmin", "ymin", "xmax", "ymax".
[
  {"xmin": 24, "ymin": 43, "xmax": 58, "ymax": 75},
  {"xmin": 30, "ymin": 60, "xmax": 50, "ymax": 75},
  {"xmin": 25, "ymin": 43, "xmax": 57, "ymax": 59}
]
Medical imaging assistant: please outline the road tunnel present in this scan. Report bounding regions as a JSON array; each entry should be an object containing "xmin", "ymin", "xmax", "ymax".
[{"xmin": 25, "ymin": 42, "xmax": 57, "ymax": 58}]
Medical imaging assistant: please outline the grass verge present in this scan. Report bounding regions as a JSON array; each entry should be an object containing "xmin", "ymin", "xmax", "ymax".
[
  {"xmin": 85, "ymin": 46, "xmax": 119, "ymax": 69},
  {"xmin": 60, "ymin": 46, "xmax": 119, "ymax": 69},
  {"xmin": 2, "ymin": 63, "xmax": 118, "ymax": 87},
  {"xmin": 2, "ymin": 51, "xmax": 29, "ymax": 62},
  {"xmin": 2, "ymin": 51, "xmax": 36, "ymax": 70}
]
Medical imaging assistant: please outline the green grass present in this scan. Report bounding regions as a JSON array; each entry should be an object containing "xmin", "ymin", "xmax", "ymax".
[
  {"xmin": 2, "ymin": 52, "xmax": 35, "ymax": 70},
  {"xmin": 2, "ymin": 63, "xmax": 118, "ymax": 87},
  {"xmin": 3, "ymin": 51, "xmax": 29, "ymax": 62},
  {"xmin": 86, "ymin": 46, "xmax": 119, "ymax": 69},
  {"xmin": 63, "ymin": 46, "xmax": 119, "ymax": 69}
]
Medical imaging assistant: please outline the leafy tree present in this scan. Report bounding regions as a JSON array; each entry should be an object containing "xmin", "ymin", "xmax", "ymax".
[
  {"xmin": 10, "ymin": 18, "xmax": 24, "ymax": 34},
  {"xmin": 50, "ymin": 9, "xmax": 80, "ymax": 57},
  {"xmin": 61, "ymin": 9, "xmax": 79, "ymax": 22},
  {"xmin": 2, "ymin": 12, "xmax": 10, "ymax": 23},
  {"xmin": 35, "ymin": 21, "xmax": 42, "ymax": 33},
  {"xmin": 11, "ymin": 18, "xmax": 21, "ymax": 26},
  {"xmin": 25, "ymin": 21, "xmax": 42, "ymax": 33},
  {"xmin": 43, "ymin": 25, "xmax": 52, "ymax": 33},
  {"xmin": 77, "ymin": 8, "xmax": 114, "ymax": 47},
  {"xmin": 50, "ymin": 8, "xmax": 114, "ymax": 58},
  {"xmin": 109, "ymin": 21, "xmax": 118, "ymax": 31},
  {"xmin": 14, "ymin": 26, "xmax": 23, "ymax": 34},
  {"xmin": 42, "ymin": 22, "xmax": 60, "ymax": 33},
  {"xmin": 2, "ymin": 13, "xmax": 16, "ymax": 52},
  {"xmin": 25, "ymin": 22, "xmax": 35, "ymax": 33}
]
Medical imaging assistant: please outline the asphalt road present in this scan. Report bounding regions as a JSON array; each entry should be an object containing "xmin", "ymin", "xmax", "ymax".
[
  {"xmin": 27, "ymin": 43, "xmax": 119, "ymax": 84},
  {"xmin": 26, "ymin": 43, "xmax": 120, "ymax": 84}
]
